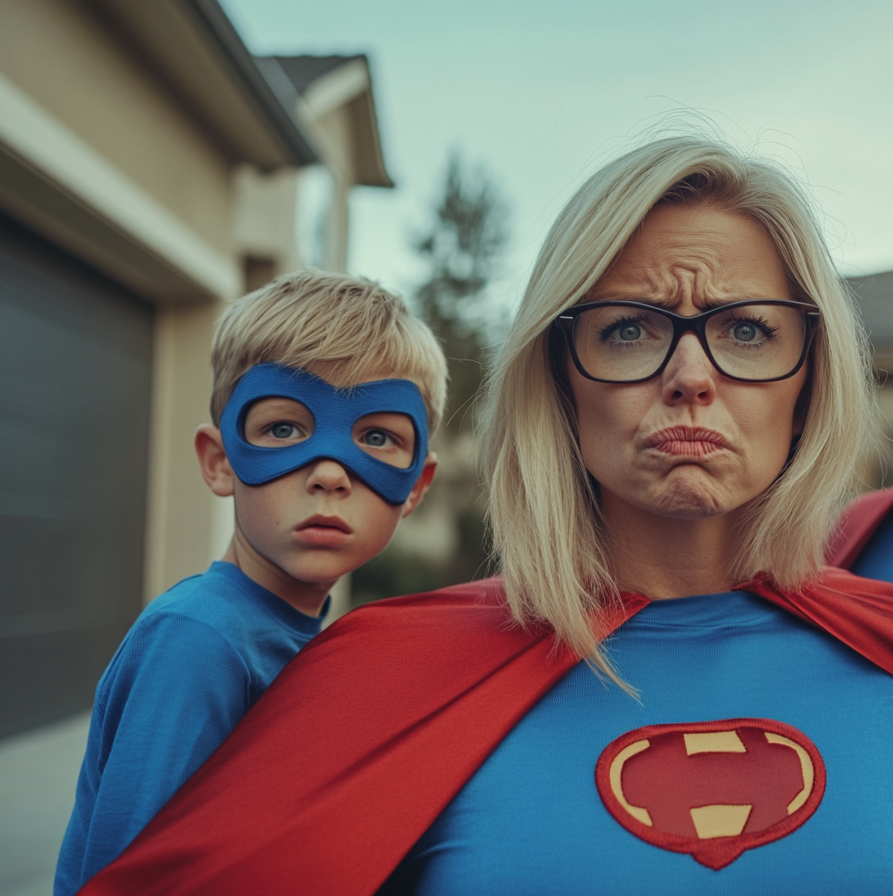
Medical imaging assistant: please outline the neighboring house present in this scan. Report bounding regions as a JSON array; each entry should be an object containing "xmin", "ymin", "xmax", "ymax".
[
  {"xmin": 0, "ymin": 0, "xmax": 392, "ymax": 737},
  {"xmin": 262, "ymin": 54, "xmax": 394, "ymax": 275},
  {"xmin": 848, "ymin": 270, "xmax": 893, "ymax": 488}
]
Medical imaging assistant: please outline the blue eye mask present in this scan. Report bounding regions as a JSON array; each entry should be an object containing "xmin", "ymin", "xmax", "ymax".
[{"xmin": 220, "ymin": 364, "xmax": 429, "ymax": 505}]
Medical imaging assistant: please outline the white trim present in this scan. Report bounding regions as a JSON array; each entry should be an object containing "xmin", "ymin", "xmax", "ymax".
[
  {"xmin": 0, "ymin": 72, "xmax": 240, "ymax": 300},
  {"xmin": 301, "ymin": 58, "xmax": 369, "ymax": 118}
]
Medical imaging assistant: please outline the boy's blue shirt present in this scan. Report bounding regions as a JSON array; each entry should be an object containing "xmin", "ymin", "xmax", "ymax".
[{"xmin": 54, "ymin": 560, "xmax": 326, "ymax": 896}]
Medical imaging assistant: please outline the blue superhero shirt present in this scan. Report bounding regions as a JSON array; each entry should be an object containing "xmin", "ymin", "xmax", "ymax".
[
  {"xmin": 55, "ymin": 561, "xmax": 326, "ymax": 896},
  {"xmin": 381, "ymin": 591, "xmax": 893, "ymax": 895}
]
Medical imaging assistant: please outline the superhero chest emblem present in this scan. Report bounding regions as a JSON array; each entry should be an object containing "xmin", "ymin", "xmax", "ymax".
[{"xmin": 595, "ymin": 718, "xmax": 825, "ymax": 870}]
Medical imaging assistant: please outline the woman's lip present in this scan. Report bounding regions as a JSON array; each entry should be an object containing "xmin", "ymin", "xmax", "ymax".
[{"xmin": 645, "ymin": 426, "xmax": 730, "ymax": 456}]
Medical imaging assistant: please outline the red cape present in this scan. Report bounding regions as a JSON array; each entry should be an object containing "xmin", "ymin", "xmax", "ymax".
[
  {"xmin": 80, "ymin": 495, "xmax": 893, "ymax": 896},
  {"xmin": 825, "ymin": 486, "xmax": 893, "ymax": 569}
]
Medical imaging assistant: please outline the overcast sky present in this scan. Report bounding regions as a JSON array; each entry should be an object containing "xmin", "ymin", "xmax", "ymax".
[{"xmin": 221, "ymin": 0, "xmax": 893, "ymax": 311}]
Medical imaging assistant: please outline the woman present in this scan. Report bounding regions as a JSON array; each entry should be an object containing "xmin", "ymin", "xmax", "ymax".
[{"xmin": 81, "ymin": 136, "xmax": 893, "ymax": 895}]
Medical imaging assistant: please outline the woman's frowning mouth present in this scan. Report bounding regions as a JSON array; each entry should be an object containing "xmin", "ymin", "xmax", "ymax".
[{"xmin": 644, "ymin": 426, "xmax": 730, "ymax": 457}]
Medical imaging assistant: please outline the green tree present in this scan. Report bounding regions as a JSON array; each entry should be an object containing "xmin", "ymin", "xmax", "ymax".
[
  {"xmin": 351, "ymin": 154, "xmax": 510, "ymax": 605},
  {"xmin": 412, "ymin": 152, "xmax": 509, "ymax": 434}
]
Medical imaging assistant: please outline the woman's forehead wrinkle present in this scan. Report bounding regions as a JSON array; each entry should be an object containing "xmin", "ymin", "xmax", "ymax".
[
  {"xmin": 590, "ymin": 208, "xmax": 790, "ymax": 310},
  {"xmin": 662, "ymin": 257, "xmax": 731, "ymax": 305},
  {"xmin": 594, "ymin": 246, "xmax": 728, "ymax": 306},
  {"xmin": 652, "ymin": 234, "xmax": 725, "ymax": 290}
]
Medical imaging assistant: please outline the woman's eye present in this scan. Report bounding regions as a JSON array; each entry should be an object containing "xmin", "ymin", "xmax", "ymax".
[
  {"xmin": 731, "ymin": 321, "xmax": 758, "ymax": 342},
  {"xmin": 725, "ymin": 316, "xmax": 777, "ymax": 345},
  {"xmin": 268, "ymin": 422, "xmax": 301, "ymax": 440},
  {"xmin": 601, "ymin": 317, "xmax": 647, "ymax": 343}
]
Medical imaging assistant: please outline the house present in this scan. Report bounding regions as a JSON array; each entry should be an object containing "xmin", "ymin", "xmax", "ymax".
[
  {"xmin": 847, "ymin": 270, "xmax": 893, "ymax": 488},
  {"xmin": 261, "ymin": 54, "xmax": 394, "ymax": 275},
  {"xmin": 0, "ymin": 0, "xmax": 392, "ymax": 737}
]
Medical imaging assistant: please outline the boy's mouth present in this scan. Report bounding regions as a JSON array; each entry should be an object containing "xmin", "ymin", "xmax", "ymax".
[{"xmin": 296, "ymin": 514, "xmax": 353, "ymax": 534}]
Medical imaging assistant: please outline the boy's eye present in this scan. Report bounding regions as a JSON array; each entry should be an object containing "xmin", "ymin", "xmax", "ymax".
[
  {"xmin": 361, "ymin": 428, "xmax": 394, "ymax": 449},
  {"xmin": 244, "ymin": 398, "xmax": 314, "ymax": 446},
  {"xmin": 268, "ymin": 422, "xmax": 302, "ymax": 440},
  {"xmin": 353, "ymin": 412, "xmax": 415, "ymax": 469}
]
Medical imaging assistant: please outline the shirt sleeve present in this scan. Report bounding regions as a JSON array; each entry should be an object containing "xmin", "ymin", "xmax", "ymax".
[{"xmin": 59, "ymin": 613, "xmax": 251, "ymax": 895}]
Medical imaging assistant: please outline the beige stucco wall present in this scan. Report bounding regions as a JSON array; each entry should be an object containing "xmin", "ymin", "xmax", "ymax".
[
  {"xmin": 1, "ymin": 0, "xmax": 234, "ymax": 254},
  {"xmin": 310, "ymin": 108, "xmax": 354, "ymax": 273},
  {"xmin": 233, "ymin": 165, "xmax": 302, "ymax": 274},
  {"xmin": 143, "ymin": 302, "xmax": 232, "ymax": 601}
]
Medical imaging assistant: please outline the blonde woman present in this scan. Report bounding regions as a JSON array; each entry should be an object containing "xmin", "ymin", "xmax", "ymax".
[{"xmin": 80, "ymin": 137, "xmax": 893, "ymax": 896}]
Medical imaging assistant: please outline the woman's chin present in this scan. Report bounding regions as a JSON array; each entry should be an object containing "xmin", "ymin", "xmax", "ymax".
[
  {"xmin": 647, "ymin": 466, "xmax": 748, "ymax": 518},
  {"xmin": 657, "ymin": 501, "xmax": 729, "ymax": 521},
  {"xmin": 639, "ymin": 479, "xmax": 739, "ymax": 521}
]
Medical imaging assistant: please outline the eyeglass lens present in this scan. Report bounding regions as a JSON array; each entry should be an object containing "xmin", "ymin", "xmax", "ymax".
[{"xmin": 572, "ymin": 303, "xmax": 809, "ymax": 382}]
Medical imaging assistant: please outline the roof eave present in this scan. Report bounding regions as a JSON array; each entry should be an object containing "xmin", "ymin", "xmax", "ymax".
[
  {"xmin": 87, "ymin": 0, "xmax": 319, "ymax": 168},
  {"xmin": 182, "ymin": 0, "xmax": 318, "ymax": 166}
]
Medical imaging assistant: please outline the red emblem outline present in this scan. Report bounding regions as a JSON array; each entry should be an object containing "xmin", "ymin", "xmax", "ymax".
[{"xmin": 595, "ymin": 718, "xmax": 826, "ymax": 870}]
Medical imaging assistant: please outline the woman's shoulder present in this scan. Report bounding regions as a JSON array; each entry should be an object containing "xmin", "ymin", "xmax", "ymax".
[
  {"xmin": 815, "ymin": 565, "xmax": 893, "ymax": 594},
  {"xmin": 269, "ymin": 575, "xmax": 565, "ymax": 711},
  {"xmin": 341, "ymin": 576, "xmax": 509, "ymax": 626},
  {"xmin": 825, "ymin": 487, "xmax": 893, "ymax": 569},
  {"xmin": 310, "ymin": 575, "xmax": 529, "ymax": 657},
  {"xmin": 743, "ymin": 566, "xmax": 893, "ymax": 677}
]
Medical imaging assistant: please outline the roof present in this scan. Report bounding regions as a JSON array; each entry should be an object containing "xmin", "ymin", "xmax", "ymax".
[
  {"xmin": 268, "ymin": 54, "xmax": 394, "ymax": 188},
  {"xmin": 87, "ymin": 0, "xmax": 318, "ymax": 168},
  {"xmin": 273, "ymin": 55, "xmax": 364, "ymax": 97},
  {"xmin": 847, "ymin": 270, "xmax": 893, "ymax": 353}
]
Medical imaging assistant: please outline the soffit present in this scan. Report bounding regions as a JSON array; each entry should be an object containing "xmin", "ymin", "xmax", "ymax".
[{"xmin": 86, "ymin": 0, "xmax": 318, "ymax": 168}]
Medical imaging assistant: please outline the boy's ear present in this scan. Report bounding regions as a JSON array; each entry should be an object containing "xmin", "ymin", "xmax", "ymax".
[
  {"xmin": 401, "ymin": 452, "xmax": 437, "ymax": 518},
  {"xmin": 195, "ymin": 424, "xmax": 236, "ymax": 497}
]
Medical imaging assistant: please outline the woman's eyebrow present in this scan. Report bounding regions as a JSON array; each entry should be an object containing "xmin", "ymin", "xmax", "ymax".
[
  {"xmin": 584, "ymin": 295, "xmax": 689, "ymax": 309},
  {"xmin": 599, "ymin": 294, "xmax": 761, "ymax": 309}
]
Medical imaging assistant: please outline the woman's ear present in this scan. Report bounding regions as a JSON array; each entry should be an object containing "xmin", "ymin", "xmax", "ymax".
[
  {"xmin": 195, "ymin": 425, "xmax": 236, "ymax": 497},
  {"xmin": 401, "ymin": 452, "xmax": 438, "ymax": 518}
]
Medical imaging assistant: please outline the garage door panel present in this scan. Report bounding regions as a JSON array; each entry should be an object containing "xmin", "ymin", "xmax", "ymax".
[
  {"xmin": 0, "ymin": 625, "xmax": 126, "ymax": 737},
  {"xmin": 0, "ymin": 212, "xmax": 153, "ymax": 739}
]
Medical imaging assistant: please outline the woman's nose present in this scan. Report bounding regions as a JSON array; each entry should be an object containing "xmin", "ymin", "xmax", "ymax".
[
  {"xmin": 660, "ymin": 333, "xmax": 717, "ymax": 406},
  {"xmin": 305, "ymin": 459, "xmax": 352, "ymax": 494}
]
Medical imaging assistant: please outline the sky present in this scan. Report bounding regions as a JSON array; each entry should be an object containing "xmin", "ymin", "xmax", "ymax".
[{"xmin": 221, "ymin": 0, "xmax": 893, "ymax": 314}]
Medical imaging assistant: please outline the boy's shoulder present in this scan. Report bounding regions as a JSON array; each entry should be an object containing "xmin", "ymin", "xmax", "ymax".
[
  {"xmin": 94, "ymin": 563, "xmax": 324, "ymax": 712},
  {"xmin": 143, "ymin": 561, "xmax": 255, "ymax": 628},
  {"xmin": 140, "ymin": 561, "xmax": 323, "ymax": 645}
]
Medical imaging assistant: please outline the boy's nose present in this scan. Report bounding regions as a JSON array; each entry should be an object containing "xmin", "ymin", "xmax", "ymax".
[{"xmin": 305, "ymin": 458, "xmax": 352, "ymax": 494}]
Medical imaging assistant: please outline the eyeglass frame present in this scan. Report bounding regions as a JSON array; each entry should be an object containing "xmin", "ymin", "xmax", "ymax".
[{"xmin": 553, "ymin": 298, "xmax": 821, "ymax": 384}]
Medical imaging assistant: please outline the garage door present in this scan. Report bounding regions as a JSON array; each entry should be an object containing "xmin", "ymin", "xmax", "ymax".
[{"xmin": 0, "ymin": 212, "xmax": 153, "ymax": 738}]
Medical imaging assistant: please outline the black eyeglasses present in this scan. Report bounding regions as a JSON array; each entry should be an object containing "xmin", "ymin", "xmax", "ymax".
[{"xmin": 554, "ymin": 299, "xmax": 820, "ymax": 384}]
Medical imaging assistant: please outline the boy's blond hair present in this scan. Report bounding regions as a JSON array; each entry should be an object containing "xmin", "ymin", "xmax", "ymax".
[{"xmin": 210, "ymin": 269, "xmax": 447, "ymax": 436}]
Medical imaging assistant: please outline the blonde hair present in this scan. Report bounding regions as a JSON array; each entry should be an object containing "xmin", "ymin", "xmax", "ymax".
[
  {"xmin": 481, "ymin": 135, "xmax": 877, "ymax": 674},
  {"xmin": 210, "ymin": 269, "xmax": 448, "ymax": 435}
]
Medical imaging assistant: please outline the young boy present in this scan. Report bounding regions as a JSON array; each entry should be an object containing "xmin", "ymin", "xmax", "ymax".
[{"xmin": 54, "ymin": 270, "xmax": 447, "ymax": 896}]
